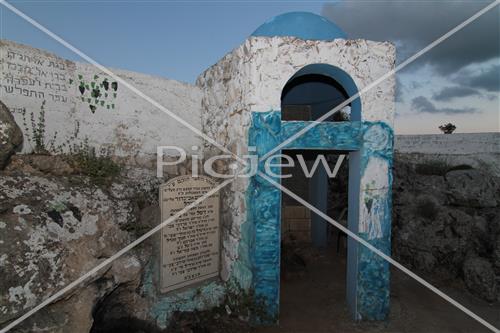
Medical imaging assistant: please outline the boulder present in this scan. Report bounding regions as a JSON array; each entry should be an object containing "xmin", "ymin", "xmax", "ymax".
[
  {"xmin": 446, "ymin": 169, "xmax": 498, "ymax": 208},
  {"xmin": 0, "ymin": 101, "xmax": 23, "ymax": 169},
  {"xmin": 462, "ymin": 256, "xmax": 497, "ymax": 302},
  {"xmin": 493, "ymin": 238, "xmax": 500, "ymax": 275},
  {"xmin": 0, "ymin": 174, "xmax": 144, "ymax": 332},
  {"xmin": 4, "ymin": 154, "xmax": 75, "ymax": 176},
  {"xmin": 393, "ymin": 159, "xmax": 500, "ymax": 302}
]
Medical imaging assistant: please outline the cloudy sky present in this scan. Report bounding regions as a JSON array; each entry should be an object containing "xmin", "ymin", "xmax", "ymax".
[
  {"xmin": 1, "ymin": 1, "xmax": 498, "ymax": 134},
  {"xmin": 323, "ymin": 1, "xmax": 499, "ymax": 134}
]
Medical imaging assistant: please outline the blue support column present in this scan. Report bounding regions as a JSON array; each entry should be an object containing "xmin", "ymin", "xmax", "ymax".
[
  {"xmin": 310, "ymin": 165, "xmax": 328, "ymax": 247},
  {"xmin": 348, "ymin": 122, "xmax": 393, "ymax": 320},
  {"xmin": 247, "ymin": 111, "xmax": 282, "ymax": 321}
]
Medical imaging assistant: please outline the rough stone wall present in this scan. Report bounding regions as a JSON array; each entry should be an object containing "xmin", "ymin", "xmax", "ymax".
[
  {"xmin": 395, "ymin": 133, "xmax": 500, "ymax": 177},
  {"xmin": 395, "ymin": 133, "xmax": 499, "ymax": 154},
  {"xmin": 392, "ymin": 157, "xmax": 500, "ymax": 302},
  {"xmin": 196, "ymin": 40, "xmax": 254, "ymax": 288},
  {"xmin": 0, "ymin": 40, "xmax": 203, "ymax": 162}
]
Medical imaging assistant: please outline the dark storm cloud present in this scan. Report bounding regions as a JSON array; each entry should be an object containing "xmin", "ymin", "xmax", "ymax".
[
  {"xmin": 456, "ymin": 64, "xmax": 500, "ymax": 92},
  {"xmin": 322, "ymin": 1, "xmax": 500, "ymax": 74},
  {"xmin": 395, "ymin": 76, "xmax": 405, "ymax": 102},
  {"xmin": 432, "ymin": 86, "xmax": 482, "ymax": 101},
  {"xmin": 411, "ymin": 96, "xmax": 477, "ymax": 114}
]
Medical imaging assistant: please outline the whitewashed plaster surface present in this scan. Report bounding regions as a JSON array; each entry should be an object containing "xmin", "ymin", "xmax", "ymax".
[
  {"xmin": 197, "ymin": 36, "xmax": 396, "ymax": 282},
  {"xmin": 0, "ymin": 40, "xmax": 203, "ymax": 160}
]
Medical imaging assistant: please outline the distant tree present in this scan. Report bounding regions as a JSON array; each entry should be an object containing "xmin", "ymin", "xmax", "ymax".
[{"xmin": 439, "ymin": 123, "xmax": 456, "ymax": 134}]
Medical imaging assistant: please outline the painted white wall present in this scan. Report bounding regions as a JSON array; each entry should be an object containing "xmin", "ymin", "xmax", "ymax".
[
  {"xmin": 197, "ymin": 36, "xmax": 396, "ymax": 285},
  {"xmin": 0, "ymin": 40, "xmax": 203, "ymax": 162}
]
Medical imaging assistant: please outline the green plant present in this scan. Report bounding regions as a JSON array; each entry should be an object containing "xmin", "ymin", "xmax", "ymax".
[
  {"xmin": 67, "ymin": 139, "xmax": 121, "ymax": 184},
  {"xmin": 21, "ymin": 101, "xmax": 81, "ymax": 155},
  {"xmin": 21, "ymin": 101, "xmax": 52, "ymax": 154}
]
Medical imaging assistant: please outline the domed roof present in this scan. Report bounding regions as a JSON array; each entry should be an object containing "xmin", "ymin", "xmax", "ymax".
[{"xmin": 251, "ymin": 12, "xmax": 347, "ymax": 41}]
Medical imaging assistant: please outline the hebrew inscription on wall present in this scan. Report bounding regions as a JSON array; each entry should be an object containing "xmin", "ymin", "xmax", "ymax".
[
  {"xmin": 160, "ymin": 175, "xmax": 220, "ymax": 293},
  {"xmin": 0, "ymin": 43, "xmax": 75, "ymax": 106}
]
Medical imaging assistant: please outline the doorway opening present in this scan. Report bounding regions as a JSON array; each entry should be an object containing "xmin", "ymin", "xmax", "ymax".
[
  {"xmin": 279, "ymin": 149, "xmax": 350, "ymax": 329},
  {"xmin": 279, "ymin": 65, "xmax": 354, "ymax": 325}
]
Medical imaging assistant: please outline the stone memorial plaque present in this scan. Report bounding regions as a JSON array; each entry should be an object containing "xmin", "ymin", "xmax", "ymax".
[{"xmin": 160, "ymin": 175, "xmax": 220, "ymax": 293}]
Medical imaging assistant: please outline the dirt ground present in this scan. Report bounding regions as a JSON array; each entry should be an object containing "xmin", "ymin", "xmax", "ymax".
[{"xmin": 254, "ymin": 244, "xmax": 500, "ymax": 333}]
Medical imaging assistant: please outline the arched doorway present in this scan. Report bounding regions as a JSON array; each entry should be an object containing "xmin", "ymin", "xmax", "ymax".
[
  {"xmin": 279, "ymin": 65, "xmax": 357, "ymax": 328},
  {"xmin": 280, "ymin": 66, "xmax": 354, "ymax": 249}
]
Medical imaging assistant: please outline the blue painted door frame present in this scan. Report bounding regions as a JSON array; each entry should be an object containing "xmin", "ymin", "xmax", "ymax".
[{"xmin": 247, "ymin": 111, "xmax": 393, "ymax": 322}]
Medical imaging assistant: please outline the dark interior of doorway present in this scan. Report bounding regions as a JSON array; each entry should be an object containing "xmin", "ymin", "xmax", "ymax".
[{"xmin": 280, "ymin": 149, "xmax": 349, "ymax": 326}]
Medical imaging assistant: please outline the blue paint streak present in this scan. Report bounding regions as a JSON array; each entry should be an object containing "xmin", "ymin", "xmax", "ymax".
[
  {"xmin": 142, "ymin": 260, "xmax": 225, "ymax": 328},
  {"xmin": 247, "ymin": 111, "xmax": 394, "ymax": 322},
  {"xmin": 356, "ymin": 121, "xmax": 394, "ymax": 320},
  {"xmin": 247, "ymin": 111, "xmax": 282, "ymax": 320},
  {"xmin": 281, "ymin": 121, "xmax": 362, "ymax": 150}
]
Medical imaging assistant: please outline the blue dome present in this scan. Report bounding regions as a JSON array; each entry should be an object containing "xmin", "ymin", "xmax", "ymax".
[{"xmin": 252, "ymin": 12, "xmax": 347, "ymax": 41}]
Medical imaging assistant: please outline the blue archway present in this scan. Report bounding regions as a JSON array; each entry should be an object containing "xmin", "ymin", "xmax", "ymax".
[
  {"xmin": 283, "ymin": 63, "xmax": 362, "ymax": 121},
  {"xmin": 246, "ymin": 63, "xmax": 392, "ymax": 323}
]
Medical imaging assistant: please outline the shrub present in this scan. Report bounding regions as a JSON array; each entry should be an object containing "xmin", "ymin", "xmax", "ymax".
[
  {"xmin": 21, "ymin": 101, "xmax": 80, "ymax": 155},
  {"xmin": 67, "ymin": 139, "xmax": 121, "ymax": 184}
]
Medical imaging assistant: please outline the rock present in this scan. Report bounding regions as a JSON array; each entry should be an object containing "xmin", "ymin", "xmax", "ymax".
[
  {"xmin": 4, "ymin": 155, "xmax": 74, "ymax": 176},
  {"xmin": 446, "ymin": 169, "xmax": 498, "ymax": 208},
  {"xmin": 0, "ymin": 101, "xmax": 23, "ymax": 169},
  {"xmin": 0, "ymin": 173, "xmax": 142, "ymax": 331},
  {"xmin": 468, "ymin": 215, "xmax": 491, "ymax": 256},
  {"xmin": 493, "ymin": 238, "xmax": 500, "ymax": 275},
  {"xmin": 462, "ymin": 257, "xmax": 497, "ymax": 302},
  {"xmin": 109, "ymin": 255, "xmax": 142, "ymax": 285},
  {"xmin": 393, "ymin": 160, "xmax": 500, "ymax": 302}
]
